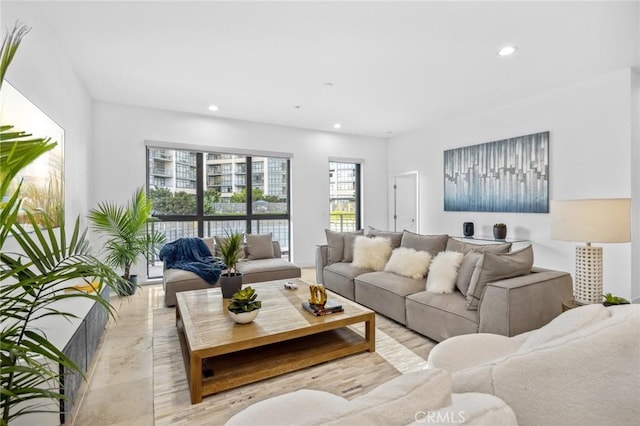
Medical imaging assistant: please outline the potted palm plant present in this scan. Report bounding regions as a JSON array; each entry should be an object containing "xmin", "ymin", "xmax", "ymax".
[
  {"xmin": 1, "ymin": 23, "xmax": 122, "ymax": 425},
  {"xmin": 88, "ymin": 187, "xmax": 166, "ymax": 295},
  {"xmin": 218, "ymin": 230, "xmax": 244, "ymax": 298}
]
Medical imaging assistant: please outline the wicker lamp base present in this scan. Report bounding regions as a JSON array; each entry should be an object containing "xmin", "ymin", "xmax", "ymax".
[{"xmin": 574, "ymin": 244, "xmax": 603, "ymax": 304}]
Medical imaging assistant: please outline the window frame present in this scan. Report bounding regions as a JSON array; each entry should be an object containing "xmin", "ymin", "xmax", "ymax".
[{"xmin": 146, "ymin": 147, "xmax": 292, "ymax": 278}]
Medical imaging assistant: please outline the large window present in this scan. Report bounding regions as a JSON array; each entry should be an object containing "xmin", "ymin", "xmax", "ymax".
[
  {"xmin": 147, "ymin": 147, "xmax": 291, "ymax": 278},
  {"xmin": 329, "ymin": 161, "xmax": 361, "ymax": 232}
]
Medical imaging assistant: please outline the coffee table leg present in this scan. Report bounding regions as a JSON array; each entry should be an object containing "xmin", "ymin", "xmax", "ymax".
[
  {"xmin": 190, "ymin": 353, "xmax": 203, "ymax": 403},
  {"xmin": 365, "ymin": 314, "xmax": 375, "ymax": 352}
]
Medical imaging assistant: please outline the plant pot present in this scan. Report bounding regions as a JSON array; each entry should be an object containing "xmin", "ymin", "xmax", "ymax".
[
  {"xmin": 220, "ymin": 273, "xmax": 243, "ymax": 298},
  {"xmin": 117, "ymin": 275, "xmax": 138, "ymax": 296},
  {"xmin": 229, "ymin": 309, "xmax": 259, "ymax": 324},
  {"xmin": 493, "ymin": 226, "xmax": 507, "ymax": 241}
]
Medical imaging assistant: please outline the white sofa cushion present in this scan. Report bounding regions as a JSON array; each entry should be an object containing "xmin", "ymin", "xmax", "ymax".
[
  {"xmin": 426, "ymin": 251, "xmax": 464, "ymax": 294},
  {"xmin": 384, "ymin": 247, "xmax": 432, "ymax": 280},
  {"xmin": 352, "ymin": 236, "xmax": 393, "ymax": 271}
]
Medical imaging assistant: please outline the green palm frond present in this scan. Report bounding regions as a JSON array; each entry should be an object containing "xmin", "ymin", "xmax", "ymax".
[
  {"xmin": 0, "ymin": 126, "xmax": 56, "ymax": 201},
  {"xmin": 0, "ymin": 22, "xmax": 30, "ymax": 90},
  {"xmin": 1, "ymin": 22, "xmax": 121, "ymax": 425}
]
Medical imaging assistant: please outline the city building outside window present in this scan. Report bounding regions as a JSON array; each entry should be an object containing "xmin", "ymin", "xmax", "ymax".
[
  {"xmin": 146, "ymin": 147, "xmax": 291, "ymax": 278},
  {"xmin": 329, "ymin": 161, "xmax": 361, "ymax": 232}
]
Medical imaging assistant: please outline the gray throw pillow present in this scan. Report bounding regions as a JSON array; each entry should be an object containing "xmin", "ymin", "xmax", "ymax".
[
  {"xmin": 246, "ymin": 233, "xmax": 275, "ymax": 260},
  {"xmin": 367, "ymin": 226, "xmax": 403, "ymax": 248},
  {"xmin": 202, "ymin": 237, "xmax": 215, "ymax": 255},
  {"xmin": 466, "ymin": 245, "xmax": 534, "ymax": 310},
  {"xmin": 455, "ymin": 250, "xmax": 483, "ymax": 296},
  {"xmin": 343, "ymin": 234, "xmax": 358, "ymax": 262},
  {"xmin": 325, "ymin": 229, "xmax": 364, "ymax": 264},
  {"xmin": 446, "ymin": 237, "xmax": 512, "ymax": 254},
  {"xmin": 400, "ymin": 231, "xmax": 448, "ymax": 257},
  {"xmin": 214, "ymin": 236, "xmax": 245, "ymax": 260}
]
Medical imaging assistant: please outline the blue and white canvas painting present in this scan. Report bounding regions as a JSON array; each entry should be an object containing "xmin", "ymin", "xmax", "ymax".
[{"xmin": 444, "ymin": 131, "xmax": 549, "ymax": 213}]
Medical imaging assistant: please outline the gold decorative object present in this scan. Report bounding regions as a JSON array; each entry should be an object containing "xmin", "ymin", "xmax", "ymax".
[{"xmin": 308, "ymin": 283, "xmax": 327, "ymax": 309}]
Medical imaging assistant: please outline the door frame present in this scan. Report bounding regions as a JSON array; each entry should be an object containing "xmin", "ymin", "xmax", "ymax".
[{"xmin": 389, "ymin": 171, "xmax": 420, "ymax": 233}]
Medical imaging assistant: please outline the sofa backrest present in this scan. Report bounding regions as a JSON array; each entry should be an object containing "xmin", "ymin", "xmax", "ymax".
[{"xmin": 517, "ymin": 303, "xmax": 611, "ymax": 351}]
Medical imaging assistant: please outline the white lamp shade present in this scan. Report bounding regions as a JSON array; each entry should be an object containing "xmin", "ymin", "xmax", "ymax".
[{"xmin": 550, "ymin": 198, "xmax": 631, "ymax": 243}]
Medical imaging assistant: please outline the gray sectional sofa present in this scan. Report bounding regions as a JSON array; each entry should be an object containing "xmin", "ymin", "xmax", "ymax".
[
  {"xmin": 163, "ymin": 237, "xmax": 301, "ymax": 306},
  {"xmin": 316, "ymin": 230, "xmax": 572, "ymax": 342}
]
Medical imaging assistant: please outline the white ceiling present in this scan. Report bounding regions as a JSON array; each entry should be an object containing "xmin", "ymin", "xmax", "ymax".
[{"xmin": 26, "ymin": 1, "xmax": 640, "ymax": 138}]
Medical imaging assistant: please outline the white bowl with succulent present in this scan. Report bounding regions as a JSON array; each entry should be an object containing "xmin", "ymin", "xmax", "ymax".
[{"xmin": 227, "ymin": 286, "xmax": 262, "ymax": 324}]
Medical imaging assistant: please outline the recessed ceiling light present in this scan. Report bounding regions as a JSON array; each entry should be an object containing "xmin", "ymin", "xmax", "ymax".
[
  {"xmin": 497, "ymin": 45, "xmax": 518, "ymax": 57},
  {"xmin": 323, "ymin": 82, "xmax": 334, "ymax": 87},
  {"xmin": 208, "ymin": 105, "xmax": 219, "ymax": 112},
  {"xmin": 333, "ymin": 123, "xmax": 342, "ymax": 129}
]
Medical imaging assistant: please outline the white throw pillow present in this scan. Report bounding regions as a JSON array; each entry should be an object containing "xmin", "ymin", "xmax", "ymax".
[
  {"xmin": 384, "ymin": 247, "xmax": 432, "ymax": 280},
  {"xmin": 426, "ymin": 251, "xmax": 464, "ymax": 294},
  {"xmin": 352, "ymin": 236, "xmax": 393, "ymax": 271}
]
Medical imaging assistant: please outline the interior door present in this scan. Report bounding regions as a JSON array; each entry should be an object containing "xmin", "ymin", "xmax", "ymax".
[{"xmin": 389, "ymin": 172, "xmax": 419, "ymax": 233}]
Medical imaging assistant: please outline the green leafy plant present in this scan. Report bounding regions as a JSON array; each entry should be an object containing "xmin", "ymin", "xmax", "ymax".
[
  {"xmin": 602, "ymin": 293, "xmax": 630, "ymax": 305},
  {"xmin": 218, "ymin": 230, "xmax": 244, "ymax": 276},
  {"xmin": 494, "ymin": 223, "xmax": 506, "ymax": 228},
  {"xmin": 227, "ymin": 286, "xmax": 262, "ymax": 313},
  {"xmin": 1, "ymin": 22, "xmax": 122, "ymax": 426},
  {"xmin": 88, "ymin": 187, "xmax": 166, "ymax": 289}
]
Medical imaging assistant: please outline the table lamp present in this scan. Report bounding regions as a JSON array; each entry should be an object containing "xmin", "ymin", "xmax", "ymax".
[{"xmin": 550, "ymin": 198, "xmax": 631, "ymax": 304}]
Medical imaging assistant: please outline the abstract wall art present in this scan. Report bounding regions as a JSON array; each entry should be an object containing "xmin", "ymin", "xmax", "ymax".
[{"xmin": 444, "ymin": 131, "xmax": 549, "ymax": 213}]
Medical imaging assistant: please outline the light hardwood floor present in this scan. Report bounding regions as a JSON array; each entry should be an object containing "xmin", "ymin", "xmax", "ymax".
[{"xmin": 66, "ymin": 268, "xmax": 435, "ymax": 425}]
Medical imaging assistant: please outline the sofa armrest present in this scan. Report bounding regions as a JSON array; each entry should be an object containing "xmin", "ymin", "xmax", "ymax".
[
  {"xmin": 478, "ymin": 270, "xmax": 573, "ymax": 336},
  {"xmin": 315, "ymin": 245, "xmax": 328, "ymax": 284}
]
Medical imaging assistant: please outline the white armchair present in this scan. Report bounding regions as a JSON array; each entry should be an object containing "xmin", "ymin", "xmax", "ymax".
[
  {"xmin": 226, "ymin": 368, "xmax": 517, "ymax": 426},
  {"xmin": 428, "ymin": 304, "xmax": 640, "ymax": 426}
]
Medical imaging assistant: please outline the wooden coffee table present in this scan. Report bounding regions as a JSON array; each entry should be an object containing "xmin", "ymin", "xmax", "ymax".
[{"xmin": 175, "ymin": 278, "xmax": 375, "ymax": 403}]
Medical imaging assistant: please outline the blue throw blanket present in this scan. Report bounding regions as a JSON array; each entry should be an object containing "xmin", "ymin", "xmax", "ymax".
[{"xmin": 159, "ymin": 237, "xmax": 225, "ymax": 284}]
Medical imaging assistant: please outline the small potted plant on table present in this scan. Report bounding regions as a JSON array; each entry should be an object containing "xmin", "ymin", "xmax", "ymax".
[{"xmin": 228, "ymin": 287, "xmax": 262, "ymax": 323}]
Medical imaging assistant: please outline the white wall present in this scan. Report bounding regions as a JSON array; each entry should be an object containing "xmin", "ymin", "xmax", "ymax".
[
  {"xmin": 92, "ymin": 103, "xmax": 388, "ymax": 275},
  {"xmin": 631, "ymin": 68, "xmax": 640, "ymax": 302},
  {"xmin": 388, "ymin": 68, "xmax": 636, "ymax": 300},
  {"xmin": 1, "ymin": 3, "xmax": 94, "ymax": 235}
]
